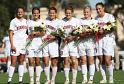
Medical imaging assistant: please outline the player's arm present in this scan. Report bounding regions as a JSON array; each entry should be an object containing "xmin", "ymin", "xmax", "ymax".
[
  {"xmin": 9, "ymin": 30, "xmax": 16, "ymax": 52},
  {"xmin": 9, "ymin": 30, "xmax": 14, "ymax": 46},
  {"xmin": 1, "ymin": 42, "xmax": 5, "ymax": 49},
  {"xmin": 1, "ymin": 38, "xmax": 5, "ymax": 49}
]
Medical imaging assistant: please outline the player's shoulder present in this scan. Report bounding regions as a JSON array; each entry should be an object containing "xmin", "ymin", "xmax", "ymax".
[
  {"xmin": 104, "ymin": 13, "xmax": 114, "ymax": 19},
  {"xmin": 105, "ymin": 13, "xmax": 115, "ymax": 22},
  {"xmin": 105, "ymin": 13, "xmax": 113, "ymax": 17},
  {"xmin": 62, "ymin": 17, "xmax": 67, "ymax": 22},
  {"xmin": 95, "ymin": 15, "xmax": 99, "ymax": 20},
  {"xmin": 72, "ymin": 17, "xmax": 79, "ymax": 21},
  {"xmin": 10, "ymin": 18, "xmax": 17, "ymax": 23},
  {"xmin": 91, "ymin": 18, "xmax": 98, "ymax": 23},
  {"xmin": 3, "ymin": 36, "xmax": 8, "ymax": 41}
]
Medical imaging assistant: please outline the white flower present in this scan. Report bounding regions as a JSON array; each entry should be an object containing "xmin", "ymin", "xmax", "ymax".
[{"xmin": 40, "ymin": 22, "xmax": 46, "ymax": 28}]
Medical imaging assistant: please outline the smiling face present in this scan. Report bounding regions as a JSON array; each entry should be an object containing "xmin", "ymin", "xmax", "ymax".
[
  {"xmin": 32, "ymin": 9, "xmax": 40, "ymax": 20},
  {"xmin": 16, "ymin": 8, "xmax": 24, "ymax": 18},
  {"xmin": 65, "ymin": 9, "xmax": 73, "ymax": 20},
  {"xmin": 83, "ymin": 7, "xmax": 91, "ymax": 19},
  {"xmin": 48, "ymin": 9, "xmax": 57, "ymax": 20},
  {"xmin": 96, "ymin": 4, "xmax": 105, "ymax": 17}
]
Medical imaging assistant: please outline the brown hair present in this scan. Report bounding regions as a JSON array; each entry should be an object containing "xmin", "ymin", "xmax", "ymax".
[
  {"xmin": 96, "ymin": 2, "xmax": 105, "ymax": 8},
  {"xmin": 65, "ymin": 6, "xmax": 74, "ymax": 13},
  {"xmin": 48, "ymin": 7, "xmax": 57, "ymax": 13},
  {"xmin": 83, "ymin": 5, "xmax": 92, "ymax": 11},
  {"xmin": 32, "ymin": 7, "xmax": 40, "ymax": 14},
  {"xmin": 15, "ymin": 7, "xmax": 25, "ymax": 13}
]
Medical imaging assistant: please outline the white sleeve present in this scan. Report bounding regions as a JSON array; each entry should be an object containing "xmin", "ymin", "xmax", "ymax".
[
  {"xmin": 93, "ymin": 19, "xmax": 98, "ymax": 25},
  {"xmin": 76, "ymin": 19, "xmax": 80, "ymax": 26},
  {"xmin": 27, "ymin": 20, "xmax": 33, "ymax": 34},
  {"xmin": 9, "ymin": 20, "xmax": 16, "ymax": 31},
  {"xmin": 109, "ymin": 14, "xmax": 115, "ymax": 22},
  {"xmin": 2, "ymin": 37, "xmax": 5, "ymax": 43}
]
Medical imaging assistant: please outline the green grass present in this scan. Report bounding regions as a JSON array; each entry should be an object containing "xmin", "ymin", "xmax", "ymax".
[{"xmin": 0, "ymin": 70, "xmax": 124, "ymax": 84}]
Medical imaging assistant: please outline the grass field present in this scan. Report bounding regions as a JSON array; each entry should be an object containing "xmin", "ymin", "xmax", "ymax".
[{"xmin": 0, "ymin": 70, "xmax": 124, "ymax": 84}]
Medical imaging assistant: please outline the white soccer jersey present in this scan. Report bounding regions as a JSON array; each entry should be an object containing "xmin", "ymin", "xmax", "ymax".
[
  {"xmin": 61, "ymin": 17, "xmax": 80, "ymax": 57},
  {"xmin": 9, "ymin": 18, "xmax": 28, "ymax": 56},
  {"xmin": 62, "ymin": 17, "xmax": 80, "ymax": 35},
  {"xmin": 78, "ymin": 18, "xmax": 97, "ymax": 56},
  {"xmin": 2, "ymin": 36, "xmax": 11, "ymax": 56},
  {"xmin": 27, "ymin": 19, "xmax": 44, "ymax": 50},
  {"xmin": 95, "ymin": 13, "xmax": 116, "ymax": 56},
  {"xmin": 9, "ymin": 18, "xmax": 28, "ymax": 45},
  {"xmin": 95, "ymin": 13, "xmax": 115, "ymax": 24},
  {"xmin": 43, "ymin": 18, "xmax": 62, "ymax": 58},
  {"xmin": 45, "ymin": 18, "xmax": 62, "ymax": 35},
  {"xmin": 2, "ymin": 36, "xmax": 11, "ymax": 50},
  {"xmin": 80, "ymin": 18, "xmax": 98, "ymax": 26}
]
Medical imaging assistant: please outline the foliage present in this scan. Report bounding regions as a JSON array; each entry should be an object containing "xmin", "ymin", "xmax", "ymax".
[
  {"xmin": 0, "ymin": 0, "xmax": 26, "ymax": 42},
  {"xmin": 62, "ymin": 0, "xmax": 88, "ymax": 8},
  {"xmin": 0, "ymin": 5, "xmax": 10, "ymax": 39}
]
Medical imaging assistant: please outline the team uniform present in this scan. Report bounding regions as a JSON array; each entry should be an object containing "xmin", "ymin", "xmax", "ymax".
[
  {"xmin": 9, "ymin": 18, "xmax": 28, "ymax": 56},
  {"xmin": 95, "ymin": 13, "xmax": 115, "ymax": 83},
  {"xmin": 27, "ymin": 19, "xmax": 44, "ymax": 58},
  {"xmin": 95, "ymin": 13, "xmax": 116, "ymax": 56},
  {"xmin": 78, "ymin": 18, "xmax": 97, "ymax": 57},
  {"xmin": 78, "ymin": 18, "xmax": 97, "ymax": 83},
  {"xmin": 43, "ymin": 18, "xmax": 61, "ymax": 58},
  {"xmin": 43, "ymin": 18, "xmax": 61, "ymax": 84},
  {"xmin": 61, "ymin": 17, "xmax": 80, "ymax": 58},
  {"xmin": 8, "ymin": 17, "xmax": 28, "ymax": 83},
  {"xmin": 27, "ymin": 19, "xmax": 44, "ymax": 84},
  {"xmin": 61, "ymin": 17, "xmax": 80, "ymax": 84},
  {"xmin": 2, "ymin": 36, "xmax": 11, "ymax": 57},
  {"xmin": 2, "ymin": 36, "xmax": 11, "ymax": 73}
]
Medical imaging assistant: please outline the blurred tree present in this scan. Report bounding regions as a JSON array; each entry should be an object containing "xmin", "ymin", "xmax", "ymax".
[
  {"xmin": 0, "ymin": 0, "xmax": 26, "ymax": 42},
  {"xmin": 4, "ymin": 0, "xmax": 26, "ymax": 19},
  {"xmin": 67, "ymin": 0, "xmax": 88, "ymax": 8},
  {"xmin": 40, "ymin": 0, "xmax": 51, "ymax": 7},
  {"xmin": 0, "ymin": 5, "xmax": 10, "ymax": 40}
]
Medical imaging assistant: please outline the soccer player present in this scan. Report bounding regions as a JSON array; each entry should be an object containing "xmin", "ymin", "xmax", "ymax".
[
  {"xmin": 78, "ymin": 6, "xmax": 97, "ymax": 84},
  {"xmin": 95, "ymin": 2, "xmax": 115, "ymax": 83},
  {"xmin": 61, "ymin": 6, "xmax": 79, "ymax": 84},
  {"xmin": 43, "ymin": 7, "xmax": 61, "ymax": 84},
  {"xmin": 2, "ymin": 33, "xmax": 11, "ymax": 73},
  {"xmin": 27, "ymin": 7, "xmax": 44, "ymax": 84},
  {"xmin": 7, "ymin": 7, "xmax": 28, "ymax": 84}
]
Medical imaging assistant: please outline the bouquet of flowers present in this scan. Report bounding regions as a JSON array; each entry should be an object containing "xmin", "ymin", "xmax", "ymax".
[
  {"xmin": 34, "ymin": 22, "xmax": 46, "ymax": 32},
  {"xmin": 102, "ymin": 21, "xmax": 116, "ymax": 32},
  {"xmin": 50, "ymin": 26, "xmax": 66, "ymax": 38},
  {"xmin": 25, "ymin": 35, "xmax": 34, "ymax": 48},
  {"xmin": 38, "ymin": 26, "xmax": 66, "ymax": 49},
  {"xmin": 31, "ymin": 22, "xmax": 46, "ymax": 37},
  {"xmin": 26, "ymin": 22, "xmax": 46, "ymax": 49},
  {"xmin": 69, "ymin": 26, "xmax": 85, "ymax": 46},
  {"xmin": 94, "ymin": 21, "xmax": 116, "ymax": 42},
  {"xmin": 70, "ymin": 26, "xmax": 85, "ymax": 36}
]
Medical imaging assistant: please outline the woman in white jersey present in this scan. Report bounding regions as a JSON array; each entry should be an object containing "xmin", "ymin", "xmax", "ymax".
[
  {"xmin": 43, "ymin": 7, "xmax": 61, "ymax": 84},
  {"xmin": 61, "ymin": 6, "xmax": 79, "ymax": 84},
  {"xmin": 95, "ymin": 2, "xmax": 115, "ymax": 83},
  {"xmin": 27, "ymin": 7, "xmax": 44, "ymax": 84},
  {"xmin": 8, "ymin": 7, "xmax": 28, "ymax": 84},
  {"xmin": 78, "ymin": 6, "xmax": 97, "ymax": 84},
  {"xmin": 2, "ymin": 33, "xmax": 11, "ymax": 73}
]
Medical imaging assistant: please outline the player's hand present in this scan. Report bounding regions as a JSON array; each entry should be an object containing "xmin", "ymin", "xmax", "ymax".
[
  {"xmin": 48, "ymin": 35, "xmax": 55, "ymax": 41},
  {"xmin": 98, "ymin": 29, "xmax": 104, "ymax": 35},
  {"xmin": 80, "ymin": 33, "xmax": 86, "ymax": 37},
  {"xmin": 64, "ymin": 36, "xmax": 74, "ymax": 43},
  {"xmin": 11, "ymin": 45, "xmax": 16, "ymax": 53},
  {"xmin": 74, "ymin": 36, "xmax": 80, "ymax": 40}
]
